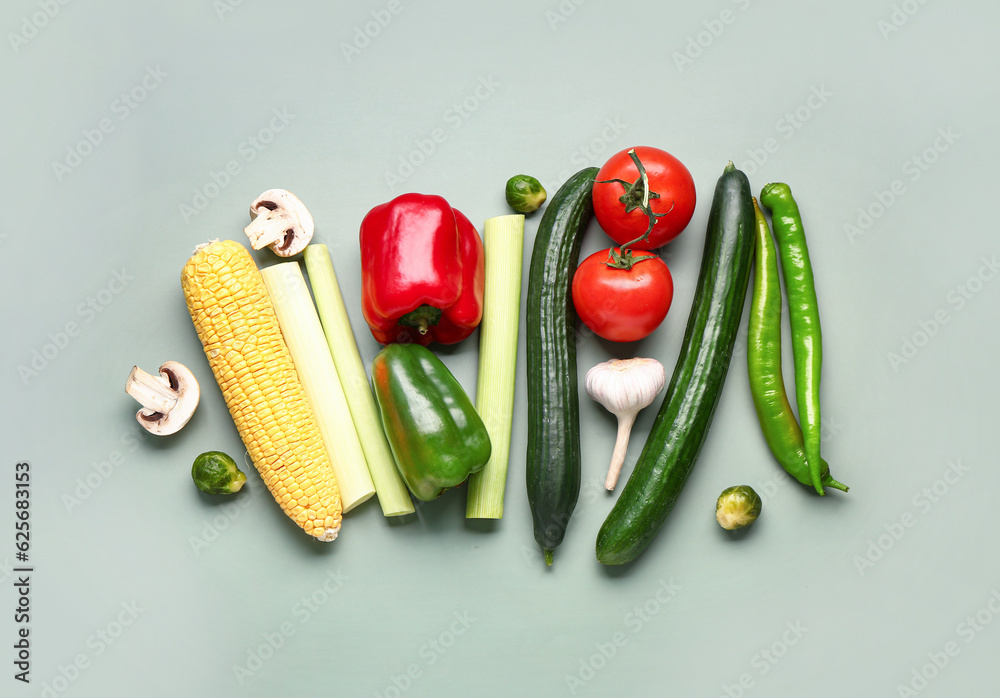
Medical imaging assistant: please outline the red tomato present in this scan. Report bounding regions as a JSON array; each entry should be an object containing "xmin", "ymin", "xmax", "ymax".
[
  {"xmin": 593, "ymin": 146, "xmax": 696, "ymax": 249},
  {"xmin": 571, "ymin": 248, "xmax": 674, "ymax": 342}
]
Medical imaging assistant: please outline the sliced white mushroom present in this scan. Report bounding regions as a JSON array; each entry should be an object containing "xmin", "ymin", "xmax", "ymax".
[
  {"xmin": 244, "ymin": 189, "xmax": 315, "ymax": 257},
  {"xmin": 125, "ymin": 361, "xmax": 200, "ymax": 436}
]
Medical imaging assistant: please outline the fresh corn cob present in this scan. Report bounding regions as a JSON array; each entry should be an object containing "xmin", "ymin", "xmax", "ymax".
[{"xmin": 181, "ymin": 240, "xmax": 342, "ymax": 541}]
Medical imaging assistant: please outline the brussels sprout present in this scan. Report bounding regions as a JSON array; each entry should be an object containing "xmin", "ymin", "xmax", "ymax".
[
  {"xmin": 192, "ymin": 451, "xmax": 247, "ymax": 495},
  {"xmin": 715, "ymin": 485, "xmax": 762, "ymax": 530},
  {"xmin": 505, "ymin": 175, "xmax": 547, "ymax": 214}
]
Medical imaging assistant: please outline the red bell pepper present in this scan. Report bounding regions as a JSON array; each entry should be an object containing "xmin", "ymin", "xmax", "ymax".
[{"xmin": 360, "ymin": 193, "xmax": 485, "ymax": 345}]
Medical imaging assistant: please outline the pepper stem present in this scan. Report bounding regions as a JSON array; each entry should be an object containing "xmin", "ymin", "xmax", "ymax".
[
  {"xmin": 398, "ymin": 304, "xmax": 442, "ymax": 335},
  {"xmin": 543, "ymin": 548, "xmax": 554, "ymax": 566},
  {"xmin": 822, "ymin": 475, "xmax": 850, "ymax": 493}
]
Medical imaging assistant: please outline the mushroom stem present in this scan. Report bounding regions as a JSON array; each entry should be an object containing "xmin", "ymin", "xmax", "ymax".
[
  {"xmin": 606, "ymin": 412, "xmax": 637, "ymax": 490},
  {"xmin": 125, "ymin": 366, "xmax": 179, "ymax": 415},
  {"xmin": 244, "ymin": 210, "xmax": 290, "ymax": 250}
]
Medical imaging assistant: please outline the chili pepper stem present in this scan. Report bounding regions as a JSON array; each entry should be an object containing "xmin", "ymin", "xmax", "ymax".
[
  {"xmin": 822, "ymin": 475, "xmax": 849, "ymax": 493},
  {"xmin": 544, "ymin": 548, "xmax": 554, "ymax": 566},
  {"xmin": 605, "ymin": 413, "xmax": 636, "ymax": 490}
]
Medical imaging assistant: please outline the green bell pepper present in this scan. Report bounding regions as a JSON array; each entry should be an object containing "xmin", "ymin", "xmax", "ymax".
[{"xmin": 371, "ymin": 343, "xmax": 491, "ymax": 501}]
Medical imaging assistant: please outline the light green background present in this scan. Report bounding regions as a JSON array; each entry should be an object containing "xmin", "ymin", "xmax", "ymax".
[{"xmin": 2, "ymin": 1, "xmax": 997, "ymax": 696}]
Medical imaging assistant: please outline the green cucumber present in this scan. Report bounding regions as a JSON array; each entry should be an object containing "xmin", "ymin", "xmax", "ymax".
[
  {"xmin": 596, "ymin": 162, "xmax": 755, "ymax": 566},
  {"xmin": 526, "ymin": 166, "xmax": 599, "ymax": 566}
]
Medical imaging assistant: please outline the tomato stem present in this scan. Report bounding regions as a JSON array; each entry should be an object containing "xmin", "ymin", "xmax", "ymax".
[
  {"xmin": 633, "ymin": 148, "xmax": 652, "ymax": 212},
  {"xmin": 604, "ymin": 247, "xmax": 658, "ymax": 271},
  {"xmin": 595, "ymin": 149, "xmax": 674, "ymax": 268}
]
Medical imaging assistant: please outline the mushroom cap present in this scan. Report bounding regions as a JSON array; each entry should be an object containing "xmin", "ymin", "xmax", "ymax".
[
  {"xmin": 135, "ymin": 361, "xmax": 200, "ymax": 436},
  {"xmin": 247, "ymin": 188, "xmax": 315, "ymax": 257}
]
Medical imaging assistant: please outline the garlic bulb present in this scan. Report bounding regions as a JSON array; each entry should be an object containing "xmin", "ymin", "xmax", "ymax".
[{"xmin": 585, "ymin": 357, "xmax": 666, "ymax": 490}]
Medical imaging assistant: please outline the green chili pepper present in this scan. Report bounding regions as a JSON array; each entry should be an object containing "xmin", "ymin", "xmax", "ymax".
[
  {"xmin": 748, "ymin": 199, "xmax": 847, "ymax": 493},
  {"xmin": 758, "ymin": 183, "xmax": 828, "ymax": 495},
  {"xmin": 371, "ymin": 343, "xmax": 491, "ymax": 501}
]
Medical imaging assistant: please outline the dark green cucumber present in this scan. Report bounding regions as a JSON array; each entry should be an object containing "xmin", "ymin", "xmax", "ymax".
[
  {"xmin": 526, "ymin": 166, "xmax": 599, "ymax": 566},
  {"xmin": 596, "ymin": 162, "xmax": 755, "ymax": 566}
]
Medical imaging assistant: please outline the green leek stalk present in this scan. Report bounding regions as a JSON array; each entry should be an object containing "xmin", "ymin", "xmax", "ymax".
[
  {"xmin": 466, "ymin": 215, "xmax": 525, "ymax": 518},
  {"xmin": 259, "ymin": 262, "xmax": 375, "ymax": 512},
  {"xmin": 303, "ymin": 245, "xmax": 414, "ymax": 517}
]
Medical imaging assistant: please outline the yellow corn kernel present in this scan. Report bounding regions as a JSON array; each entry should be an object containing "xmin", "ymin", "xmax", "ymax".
[{"xmin": 181, "ymin": 240, "xmax": 342, "ymax": 541}]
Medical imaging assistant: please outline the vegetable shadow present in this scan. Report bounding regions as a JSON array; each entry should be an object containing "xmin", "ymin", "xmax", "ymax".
[
  {"xmin": 119, "ymin": 401, "xmax": 202, "ymax": 455},
  {"xmin": 463, "ymin": 518, "xmax": 499, "ymax": 534},
  {"xmin": 714, "ymin": 517, "xmax": 762, "ymax": 543}
]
